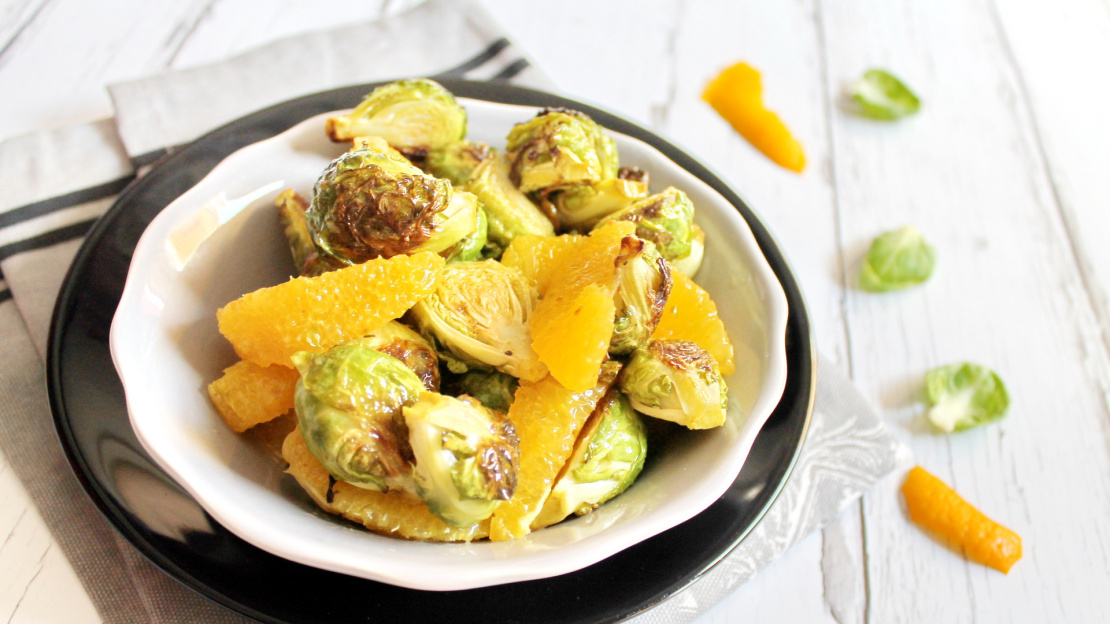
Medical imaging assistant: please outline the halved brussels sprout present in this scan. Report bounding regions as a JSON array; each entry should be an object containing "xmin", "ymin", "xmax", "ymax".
[
  {"xmin": 307, "ymin": 147, "xmax": 479, "ymax": 262},
  {"xmin": 465, "ymin": 153, "xmax": 555, "ymax": 249},
  {"xmin": 505, "ymin": 108, "xmax": 619, "ymax": 193},
  {"xmin": 325, "ymin": 79, "xmax": 467, "ymax": 157},
  {"xmin": 610, "ymin": 237, "xmax": 672, "ymax": 355},
  {"xmin": 594, "ymin": 187, "xmax": 702, "ymax": 276},
  {"xmin": 424, "ymin": 140, "xmax": 494, "ymax": 186},
  {"xmin": 291, "ymin": 339, "xmax": 425, "ymax": 492},
  {"xmin": 533, "ymin": 389, "xmax": 647, "ymax": 527},
  {"xmin": 360, "ymin": 321, "xmax": 441, "ymax": 392},
  {"xmin": 443, "ymin": 369, "xmax": 519, "ymax": 413},
  {"xmin": 404, "ymin": 392, "xmax": 519, "ymax": 526},
  {"xmin": 542, "ymin": 176, "xmax": 649, "ymax": 231},
  {"xmin": 409, "ymin": 260, "xmax": 547, "ymax": 381},
  {"xmin": 925, "ymin": 362, "xmax": 1009, "ymax": 432},
  {"xmin": 619, "ymin": 339, "xmax": 728, "ymax": 429},
  {"xmin": 443, "ymin": 204, "xmax": 489, "ymax": 263}
]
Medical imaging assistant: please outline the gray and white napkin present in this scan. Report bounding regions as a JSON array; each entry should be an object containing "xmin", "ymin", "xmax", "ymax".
[{"xmin": 0, "ymin": 0, "xmax": 904, "ymax": 622}]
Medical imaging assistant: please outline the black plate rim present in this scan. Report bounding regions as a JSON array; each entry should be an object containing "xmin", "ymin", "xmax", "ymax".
[{"xmin": 46, "ymin": 78, "xmax": 816, "ymax": 624}]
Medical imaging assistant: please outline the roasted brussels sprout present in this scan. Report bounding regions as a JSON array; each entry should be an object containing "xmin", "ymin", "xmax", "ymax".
[
  {"xmin": 543, "ymin": 176, "xmax": 649, "ymax": 231},
  {"xmin": 595, "ymin": 187, "xmax": 703, "ymax": 276},
  {"xmin": 534, "ymin": 389, "xmax": 647, "ymax": 527},
  {"xmin": 619, "ymin": 339, "xmax": 728, "ymax": 430},
  {"xmin": 404, "ymin": 392, "xmax": 520, "ymax": 526},
  {"xmin": 410, "ymin": 260, "xmax": 546, "ymax": 381},
  {"xmin": 465, "ymin": 154, "xmax": 555, "ymax": 249},
  {"xmin": 443, "ymin": 369, "xmax": 519, "ymax": 413},
  {"xmin": 443, "ymin": 204, "xmax": 489, "ymax": 263},
  {"xmin": 610, "ymin": 237, "xmax": 672, "ymax": 355},
  {"xmin": 505, "ymin": 108, "xmax": 619, "ymax": 193},
  {"xmin": 307, "ymin": 147, "xmax": 480, "ymax": 263},
  {"xmin": 360, "ymin": 321, "xmax": 441, "ymax": 392},
  {"xmin": 325, "ymin": 79, "xmax": 466, "ymax": 157},
  {"xmin": 291, "ymin": 339, "xmax": 425, "ymax": 491},
  {"xmin": 423, "ymin": 140, "xmax": 494, "ymax": 186}
]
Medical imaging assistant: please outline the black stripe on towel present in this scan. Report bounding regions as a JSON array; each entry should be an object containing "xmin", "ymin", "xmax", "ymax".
[
  {"xmin": 0, "ymin": 176, "xmax": 133, "ymax": 229},
  {"xmin": 0, "ymin": 289, "xmax": 11, "ymax": 305},
  {"xmin": 0, "ymin": 218, "xmax": 98, "ymax": 263},
  {"xmin": 489, "ymin": 58, "xmax": 531, "ymax": 82},
  {"xmin": 433, "ymin": 38, "xmax": 512, "ymax": 78}
]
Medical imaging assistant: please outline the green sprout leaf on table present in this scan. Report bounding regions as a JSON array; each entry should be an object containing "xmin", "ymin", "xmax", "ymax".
[
  {"xmin": 859, "ymin": 226, "xmax": 936, "ymax": 292},
  {"xmin": 849, "ymin": 69, "xmax": 921, "ymax": 120},
  {"xmin": 925, "ymin": 362, "xmax": 1010, "ymax": 433}
]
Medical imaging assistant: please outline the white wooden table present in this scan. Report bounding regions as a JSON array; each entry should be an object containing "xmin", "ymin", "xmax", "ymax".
[{"xmin": 3, "ymin": 0, "xmax": 1109, "ymax": 621}]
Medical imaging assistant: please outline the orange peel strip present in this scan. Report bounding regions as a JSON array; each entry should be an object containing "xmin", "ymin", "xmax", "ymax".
[{"xmin": 902, "ymin": 466, "xmax": 1022, "ymax": 573}]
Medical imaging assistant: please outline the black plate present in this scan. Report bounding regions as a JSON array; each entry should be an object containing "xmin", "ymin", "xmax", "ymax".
[{"xmin": 47, "ymin": 80, "xmax": 815, "ymax": 624}]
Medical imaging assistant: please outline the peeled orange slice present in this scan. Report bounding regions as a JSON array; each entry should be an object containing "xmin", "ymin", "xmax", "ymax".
[
  {"xmin": 501, "ymin": 233, "xmax": 584, "ymax": 295},
  {"xmin": 489, "ymin": 366, "xmax": 617, "ymax": 541},
  {"xmin": 207, "ymin": 360, "xmax": 300, "ymax": 432},
  {"xmin": 530, "ymin": 221, "xmax": 636, "ymax": 391},
  {"xmin": 217, "ymin": 251, "xmax": 444, "ymax": 367}
]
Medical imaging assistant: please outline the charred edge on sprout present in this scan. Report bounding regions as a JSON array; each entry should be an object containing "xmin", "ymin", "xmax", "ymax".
[
  {"xmin": 618, "ymin": 166, "xmax": 649, "ymax": 184},
  {"xmin": 377, "ymin": 337, "xmax": 441, "ymax": 392},
  {"xmin": 651, "ymin": 340, "xmax": 717, "ymax": 375}
]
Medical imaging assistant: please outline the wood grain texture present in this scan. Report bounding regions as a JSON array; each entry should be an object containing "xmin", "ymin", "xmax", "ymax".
[{"xmin": 2, "ymin": 0, "xmax": 1110, "ymax": 621}]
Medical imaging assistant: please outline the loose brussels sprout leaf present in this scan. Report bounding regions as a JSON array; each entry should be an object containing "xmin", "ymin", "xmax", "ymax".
[
  {"xmin": 610, "ymin": 237, "xmax": 672, "ymax": 356},
  {"xmin": 325, "ymin": 78, "xmax": 467, "ymax": 155},
  {"xmin": 443, "ymin": 369, "xmax": 519, "ymax": 413},
  {"xmin": 360, "ymin": 321, "xmax": 441, "ymax": 392},
  {"xmin": 404, "ymin": 392, "xmax": 520, "ymax": 526},
  {"xmin": 307, "ymin": 147, "xmax": 479, "ymax": 262},
  {"xmin": 668, "ymin": 224, "xmax": 706, "ymax": 278},
  {"xmin": 424, "ymin": 140, "xmax": 494, "ymax": 186},
  {"xmin": 534, "ymin": 389, "xmax": 647, "ymax": 527},
  {"xmin": 859, "ymin": 226, "xmax": 936, "ymax": 292},
  {"xmin": 620, "ymin": 339, "xmax": 728, "ymax": 430},
  {"xmin": 466, "ymin": 154, "xmax": 555, "ymax": 249},
  {"xmin": 543, "ymin": 176, "xmax": 649, "ymax": 231},
  {"xmin": 849, "ymin": 69, "xmax": 921, "ymax": 120},
  {"xmin": 595, "ymin": 187, "xmax": 701, "ymax": 276},
  {"xmin": 505, "ymin": 108, "xmax": 618, "ymax": 193},
  {"xmin": 410, "ymin": 259, "xmax": 547, "ymax": 381},
  {"xmin": 925, "ymin": 362, "xmax": 1010, "ymax": 432},
  {"xmin": 291, "ymin": 339, "xmax": 426, "ymax": 492}
]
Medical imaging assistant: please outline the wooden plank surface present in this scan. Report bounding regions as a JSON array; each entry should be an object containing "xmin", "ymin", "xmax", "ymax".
[{"xmin": 1, "ymin": 0, "xmax": 1108, "ymax": 621}]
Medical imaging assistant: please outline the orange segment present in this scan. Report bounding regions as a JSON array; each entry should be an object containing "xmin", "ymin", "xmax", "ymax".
[
  {"xmin": 207, "ymin": 360, "xmax": 300, "ymax": 432},
  {"xmin": 702, "ymin": 62, "xmax": 805, "ymax": 173},
  {"xmin": 501, "ymin": 233, "xmax": 584, "ymax": 295},
  {"xmin": 283, "ymin": 428, "xmax": 488, "ymax": 542},
  {"xmin": 217, "ymin": 251, "xmax": 444, "ymax": 367},
  {"xmin": 902, "ymin": 466, "xmax": 1022, "ymax": 573},
  {"xmin": 652, "ymin": 270, "xmax": 735, "ymax": 375},
  {"xmin": 530, "ymin": 221, "xmax": 636, "ymax": 391},
  {"xmin": 489, "ymin": 369, "xmax": 615, "ymax": 540}
]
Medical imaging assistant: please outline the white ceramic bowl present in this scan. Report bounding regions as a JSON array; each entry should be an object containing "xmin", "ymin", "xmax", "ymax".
[{"xmin": 109, "ymin": 98, "xmax": 789, "ymax": 591}]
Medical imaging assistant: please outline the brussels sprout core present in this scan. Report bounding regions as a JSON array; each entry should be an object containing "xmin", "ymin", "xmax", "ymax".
[
  {"xmin": 410, "ymin": 259, "xmax": 547, "ymax": 381},
  {"xmin": 619, "ymin": 339, "xmax": 728, "ymax": 430},
  {"xmin": 404, "ymin": 392, "xmax": 520, "ymax": 526},
  {"xmin": 505, "ymin": 108, "xmax": 619, "ymax": 193},
  {"xmin": 307, "ymin": 148, "xmax": 479, "ymax": 262},
  {"xmin": 534, "ymin": 389, "xmax": 647, "ymax": 527},
  {"xmin": 291, "ymin": 339, "xmax": 426, "ymax": 491},
  {"xmin": 325, "ymin": 79, "xmax": 467, "ymax": 157},
  {"xmin": 610, "ymin": 236, "xmax": 672, "ymax": 355}
]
